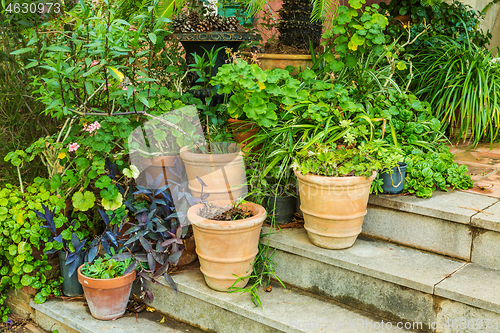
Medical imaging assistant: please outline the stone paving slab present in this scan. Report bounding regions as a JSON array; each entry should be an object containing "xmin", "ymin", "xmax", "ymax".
[
  {"xmin": 30, "ymin": 298, "xmax": 201, "ymax": 333},
  {"xmin": 434, "ymin": 264, "xmax": 500, "ymax": 315},
  {"xmin": 261, "ymin": 227, "xmax": 465, "ymax": 294},
  {"xmin": 152, "ymin": 265, "xmax": 407, "ymax": 333},
  {"xmin": 471, "ymin": 201, "xmax": 500, "ymax": 232},
  {"xmin": 364, "ymin": 205, "xmax": 472, "ymax": 260},
  {"xmin": 368, "ymin": 191, "xmax": 498, "ymax": 224}
]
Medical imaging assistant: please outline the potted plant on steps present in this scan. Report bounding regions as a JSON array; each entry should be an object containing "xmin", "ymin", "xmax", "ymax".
[
  {"xmin": 129, "ymin": 106, "xmax": 201, "ymax": 187},
  {"xmin": 292, "ymin": 141, "xmax": 399, "ymax": 249},
  {"xmin": 187, "ymin": 199, "xmax": 267, "ymax": 291},
  {"xmin": 180, "ymin": 142, "xmax": 248, "ymax": 202},
  {"xmin": 78, "ymin": 257, "xmax": 137, "ymax": 320},
  {"xmin": 33, "ymin": 204, "xmax": 87, "ymax": 297}
]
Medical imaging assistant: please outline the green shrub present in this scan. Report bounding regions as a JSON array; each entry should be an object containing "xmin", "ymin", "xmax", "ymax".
[{"xmin": 0, "ymin": 179, "xmax": 70, "ymax": 320}]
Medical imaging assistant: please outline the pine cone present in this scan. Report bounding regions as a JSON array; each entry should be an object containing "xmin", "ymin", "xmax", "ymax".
[
  {"xmin": 171, "ymin": 13, "xmax": 192, "ymax": 32},
  {"xmin": 204, "ymin": 13, "xmax": 222, "ymax": 31},
  {"xmin": 187, "ymin": 11, "xmax": 200, "ymax": 27},
  {"xmin": 197, "ymin": 20, "xmax": 211, "ymax": 32}
]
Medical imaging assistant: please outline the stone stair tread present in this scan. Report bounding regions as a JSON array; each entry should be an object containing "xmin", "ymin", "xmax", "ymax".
[
  {"xmin": 471, "ymin": 200, "xmax": 500, "ymax": 232},
  {"xmin": 434, "ymin": 264, "xmax": 500, "ymax": 314},
  {"xmin": 29, "ymin": 298, "xmax": 200, "ymax": 333},
  {"xmin": 262, "ymin": 227, "xmax": 465, "ymax": 294},
  {"xmin": 369, "ymin": 191, "xmax": 498, "ymax": 225},
  {"xmin": 164, "ymin": 266, "xmax": 408, "ymax": 332}
]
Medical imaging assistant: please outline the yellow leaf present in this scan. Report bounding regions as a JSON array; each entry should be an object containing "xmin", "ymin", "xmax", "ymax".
[
  {"xmin": 16, "ymin": 212, "xmax": 24, "ymax": 224},
  {"xmin": 146, "ymin": 306, "xmax": 155, "ymax": 312},
  {"xmin": 396, "ymin": 61, "xmax": 407, "ymax": 70},
  {"xmin": 58, "ymin": 152, "xmax": 66, "ymax": 159},
  {"xmin": 108, "ymin": 66, "xmax": 124, "ymax": 82},
  {"xmin": 160, "ymin": 317, "xmax": 165, "ymax": 323}
]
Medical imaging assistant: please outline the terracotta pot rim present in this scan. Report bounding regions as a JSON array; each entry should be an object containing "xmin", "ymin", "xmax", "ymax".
[
  {"xmin": 77, "ymin": 266, "xmax": 136, "ymax": 289},
  {"xmin": 295, "ymin": 170, "xmax": 377, "ymax": 184},
  {"xmin": 180, "ymin": 144, "xmax": 244, "ymax": 163},
  {"xmin": 188, "ymin": 201, "xmax": 266, "ymax": 230}
]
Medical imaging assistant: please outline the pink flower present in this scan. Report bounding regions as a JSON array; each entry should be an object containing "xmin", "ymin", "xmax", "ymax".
[
  {"xmin": 68, "ymin": 143, "xmax": 80, "ymax": 152},
  {"xmin": 122, "ymin": 86, "xmax": 127, "ymax": 90},
  {"xmin": 103, "ymin": 83, "xmax": 111, "ymax": 91},
  {"xmin": 83, "ymin": 121, "xmax": 101, "ymax": 134},
  {"xmin": 90, "ymin": 60, "xmax": 99, "ymax": 67}
]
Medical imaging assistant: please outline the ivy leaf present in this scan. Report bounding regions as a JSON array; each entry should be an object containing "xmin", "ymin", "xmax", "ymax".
[
  {"xmin": 50, "ymin": 174, "xmax": 62, "ymax": 190},
  {"xmin": 95, "ymin": 176, "xmax": 112, "ymax": 189},
  {"xmin": 72, "ymin": 191, "xmax": 96, "ymax": 212}
]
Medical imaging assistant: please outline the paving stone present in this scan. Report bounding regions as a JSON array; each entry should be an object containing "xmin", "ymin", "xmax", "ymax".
[
  {"xmin": 471, "ymin": 201, "xmax": 500, "ymax": 232},
  {"xmin": 471, "ymin": 229, "xmax": 500, "ymax": 269},
  {"xmin": 269, "ymin": 249, "xmax": 437, "ymax": 328},
  {"xmin": 262, "ymin": 227, "xmax": 465, "ymax": 294},
  {"xmin": 368, "ymin": 191, "xmax": 496, "ymax": 224},
  {"xmin": 145, "ymin": 265, "xmax": 407, "ymax": 332},
  {"xmin": 453, "ymin": 151, "xmax": 500, "ymax": 168},
  {"xmin": 434, "ymin": 264, "xmax": 500, "ymax": 315},
  {"xmin": 364, "ymin": 205, "xmax": 472, "ymax": 260},
  {"xmin": 435, "ymin": 298, "xmax": 500, "ymax": 333},
  {"xmin": 30, "ymin": 298, "xmax": 200, "ymax": 333}
]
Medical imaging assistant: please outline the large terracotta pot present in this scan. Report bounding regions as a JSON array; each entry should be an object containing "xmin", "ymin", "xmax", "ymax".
[
  {"xmin": 227, "ymin": 118, "xmax": 260, "ymax": 152},
  {"xmin": 77, "ymin": 266, "xmax": 136, "ymax": 320},
  {"xmin": 295, "ymin": 171, "xmax": 377, "ymax": 249},
  {"xmin": 242, "ymin": 52, "xmax": 313, "ymax": 73},
  {"xmin": 179, "ymin": 144, "xmax": 247, "ymax": 202},
  {"xmin": 188, "ymin": 201, "xmax": 266, "ymax": 291},
  {"xmin": 135, "ymin": 154, "xmax": 181, "ymax": 186}
]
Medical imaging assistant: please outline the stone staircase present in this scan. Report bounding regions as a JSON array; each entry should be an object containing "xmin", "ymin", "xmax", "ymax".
[{"xmin": 11, "ymin": 190, "xmax": 500, "ymax": 332}]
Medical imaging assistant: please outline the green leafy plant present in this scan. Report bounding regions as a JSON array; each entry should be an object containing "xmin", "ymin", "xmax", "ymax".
[
  {"xmin": 382, "ymin": 0, "xmax": 491, "ymax": 50},
  {"xmin": 403, "ymin": 147, "xmax": 473, "ymax": 198},
  {"xmin": 411, "ymin": 35, "xmax": 500, "ymax": 145},
  {"xmin": 80, "ymin": 257, "xmax": 134, "ymax": 279},
  {"xmin": 212, "ymin": 59, "xmax": 303, "ymax": 128},
  {"xmin": 293, "ymin": 140, "xmax": 401, "ymax": 178},
  {"xmin": 0, "ymin": 180, "xmax": 70, "ymax": 321}
]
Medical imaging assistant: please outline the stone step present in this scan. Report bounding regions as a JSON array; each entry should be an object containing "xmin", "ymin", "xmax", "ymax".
[
  {"xmin": 29, "ymin": 298, "xmax": 203, "ymax": 333},
  {"xmin": 142, "ymin": 264, "xmax": 411, "ymax": 333},
  {"xmin": 262, "ymin": 227, "xmax": 500, "ymax": 332},
  {"xmin": 364, "ymin": 190, "xmax": 500, "ymax": 269}
]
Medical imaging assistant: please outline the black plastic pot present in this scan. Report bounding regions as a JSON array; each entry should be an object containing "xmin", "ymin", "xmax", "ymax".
[
  {"xmin": 58, "ymin": 251, "xmax": 84, "ymax": 296},
  {"xmin": 380, "ymin": 162, "xmax": 407, "ymax": 194},
  {"xmin": 264, "ymin": 195, "xmax": 297, "ymax": 224}
]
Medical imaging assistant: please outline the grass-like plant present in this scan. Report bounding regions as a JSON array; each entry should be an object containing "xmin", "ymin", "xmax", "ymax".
[{"xmin": 412, "ymin": 35, "xmax": 500, "ymax": 146}]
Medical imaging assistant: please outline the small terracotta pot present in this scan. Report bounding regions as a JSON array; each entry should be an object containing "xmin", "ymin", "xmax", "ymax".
[
  {"xmin": 188, "ymin": 201, "xmax": 266, "ymax": 291},
  {"xmin": 134, "ymin": 154, "xmax": 182, "ymax": 186},
  {"xmin": 77, "ymin": 266, "xmax": 136, "ymax": 320},
  {"xmin": 227, "ymin": 118, "xmax": 260, "ymax": 152},
  {"xmin": 179, "ymin": 144, "xmax": 247, "ymax": 202},
  {"xmin": 295, "ymin": 171, "xmax": 377, "ymax": 249}
]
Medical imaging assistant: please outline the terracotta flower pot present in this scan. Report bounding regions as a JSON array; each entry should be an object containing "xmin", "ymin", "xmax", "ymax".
[
  {"xmin": 179, "ymin": 144, "xmax": 247, "ymax": 202},
  {"xmin": 188, "ymin": 201, "xmax": 266, "ymax": 291},
  {"xmin": 134, "ymin": 154, "xmax": 182, "ymax": 186},
  {"xmin": 77, "ymin": 266, "xmax": 136, "ymax": 320},
  {"xmin": 227, "ymin": 118, "xmax": 260, "ymax": 152},
  {"xmin": 242, "ymin": 52, "xmax": 313, "ymax": 74},
  {"xmin": 295, "ymin": 171, "xmax": 377, "ymax": 249}
]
